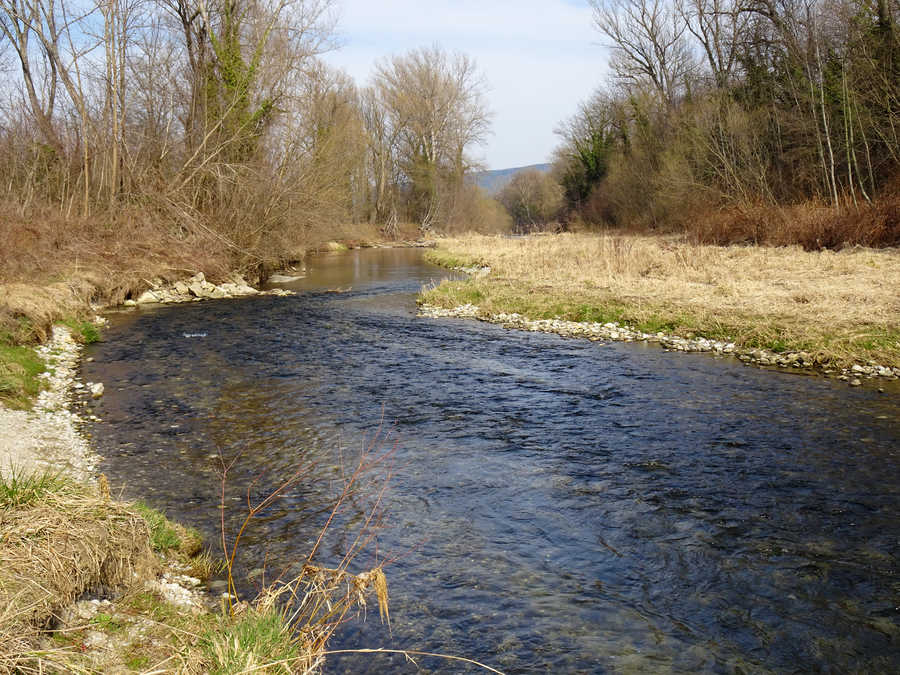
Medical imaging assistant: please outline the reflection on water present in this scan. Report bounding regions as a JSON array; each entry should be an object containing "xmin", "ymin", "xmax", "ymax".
[{"xmin": 84, "ymin": 249, "xmax": 900, "ymax": 673}]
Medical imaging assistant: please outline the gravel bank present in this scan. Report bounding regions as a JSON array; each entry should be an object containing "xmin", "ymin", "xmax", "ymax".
[
  {"xmin": 418, "ymin": 302, "xmax": 900, "ymax": 386},
  {"xmin": 0, "ymin": 323, "xmax": 216, "ymax": 670},
  {"xmin": 0, "ymin": 324, "xmax": 100, "ymax": 480}
]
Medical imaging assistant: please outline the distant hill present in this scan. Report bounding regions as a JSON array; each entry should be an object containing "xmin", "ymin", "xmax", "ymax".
[{"xmin": 475, "ymin": 163, "xmax": 552, "ymax": 195}]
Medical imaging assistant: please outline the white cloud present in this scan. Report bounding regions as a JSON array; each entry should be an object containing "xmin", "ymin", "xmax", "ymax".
[{"xmin": 322, "ymin": 0, "xmax": 608, "ymax": 169}]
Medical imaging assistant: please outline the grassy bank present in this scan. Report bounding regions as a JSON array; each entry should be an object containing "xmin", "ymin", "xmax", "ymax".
[
  {"xmin": 0, "ymin": 211, "xmax": 423, "ymax": 410},
  {"xmin": 0, "ymin": 470, "xmax": 312, "ymax": 673},
  {"xmin": 0, "ymin": 470, "xmax": 204, "ymax": 672},
  {"xmin": 1, "ymin": 467, "xmax": 391, "ymax": 673},
  {"xmin": 422, "ymin": 233, "xmax": 900, "ymax": 368}
]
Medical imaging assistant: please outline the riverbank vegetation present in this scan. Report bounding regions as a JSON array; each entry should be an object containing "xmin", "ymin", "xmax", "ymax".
[
  {"xmin": 545, "ymin": 0, "xmax": 899, "ymax": 246},
  {"xmin": 0, "ymin": 0, "xmax": 503, "ymax": 281},
  {"xmin": 0, "ymin": 0, "xmax": 510, "ymax": 373},
  {"xmin": 423, "ymin": 233, "xmax": 900, "ymax": 368},
  {"xmin": 1, "ymin": 439, "xmax": 394, "ymax": 672}
]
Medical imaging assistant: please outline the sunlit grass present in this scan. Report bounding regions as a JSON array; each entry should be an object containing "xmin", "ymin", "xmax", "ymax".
[
  {"xmin": 423, "ymin": 233, "xmax": 900, "ymax": 367},
  {"xmin": 0, "ymin": 342, "xmax": 46, "ymax": 409}
]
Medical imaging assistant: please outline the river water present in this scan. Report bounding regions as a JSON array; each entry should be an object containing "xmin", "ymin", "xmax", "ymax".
[{"xmin": 83, "ymin": 248, "xmax": 899, "ymax": 673}]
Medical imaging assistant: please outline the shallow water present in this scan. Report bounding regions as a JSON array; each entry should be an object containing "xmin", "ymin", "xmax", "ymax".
[{"xmin": 83, "ymin": 248, "xmax": 900, "ymax": 673}]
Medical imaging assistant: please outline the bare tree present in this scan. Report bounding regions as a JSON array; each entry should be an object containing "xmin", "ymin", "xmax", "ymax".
[
  {"xmin": 0, "ymin": 0, "xmax": 62, "ymax": 152},
  {"xmin": 498, "ymin": 169, "xmax": 563, "ymax": 231},
  {"xmin": 590, "ymin": 0, "xmax": 696, "ymax": 105},
  {"xmin": 372, "ymin": 46, "xmax": 491, "ymax": 229},
  {"xmin": 676, "ymin": 0, "xmax": 749, "ymax": 88}
]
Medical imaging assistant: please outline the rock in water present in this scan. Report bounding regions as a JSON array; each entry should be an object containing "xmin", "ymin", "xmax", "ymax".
[{"xmin": 269, "ymin": 274, "xmax": 304, "ymax": 283}]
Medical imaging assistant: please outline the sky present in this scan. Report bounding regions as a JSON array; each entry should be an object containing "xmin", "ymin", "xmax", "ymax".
[{"xmin": 321, "ymin": 0, "xmax": 608, "ymax": 171}]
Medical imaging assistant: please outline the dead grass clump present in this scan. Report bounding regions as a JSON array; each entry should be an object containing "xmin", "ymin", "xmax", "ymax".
[
  {"xmin": 0, "ymin": 283, "xmax": 89, "ymax": 345},
  {"xmin": 0, "ymin": 204, "xmax": 233, "ymax": 305},
  {"xmin": 0, "ymin": 490, "xmax": 156, "ymax": 671},
  {"xmin": 190, "ymin": 566, "xmax": 390, "ymax": 674},
  {"xmin": 0, "ymin": 201, "xmax": 239, "ymax": 351}
]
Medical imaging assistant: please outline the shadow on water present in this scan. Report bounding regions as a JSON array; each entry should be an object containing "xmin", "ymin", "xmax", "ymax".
[{"xmin": 83, "ymin": 248, "xmax": 900, "ymax": 673}]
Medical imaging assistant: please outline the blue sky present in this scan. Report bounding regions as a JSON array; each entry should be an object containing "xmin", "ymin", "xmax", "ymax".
[{"xmin": 322, "ymin": 0, "xmax": 607, "ymax": 170}]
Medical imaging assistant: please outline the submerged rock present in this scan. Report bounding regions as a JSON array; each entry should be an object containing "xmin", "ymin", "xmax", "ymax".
[{"xmin": 268, "ymin": 274, "xmax": 304, "ymax": 283}]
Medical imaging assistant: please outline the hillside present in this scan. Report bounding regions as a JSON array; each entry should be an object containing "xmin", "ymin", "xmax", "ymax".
[{"xmin": 475, "ymin": 163, "xmax": 552, "ymax": 194}]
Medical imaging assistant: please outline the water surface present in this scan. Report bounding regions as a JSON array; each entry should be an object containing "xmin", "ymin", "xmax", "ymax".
[{"xmin": 83, "ymin": 248, "xmax": 900, "ymax": 673}]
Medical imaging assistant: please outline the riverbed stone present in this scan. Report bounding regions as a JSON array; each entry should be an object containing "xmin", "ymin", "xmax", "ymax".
[{"xmin": 136, "ymin": 290, "xmax": 159, "ymax": 304}]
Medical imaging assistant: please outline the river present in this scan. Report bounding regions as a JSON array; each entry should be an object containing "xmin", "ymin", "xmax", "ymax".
[{"xmin": 82, "ymin": 248, "xmax": 900, "ymax": 673}]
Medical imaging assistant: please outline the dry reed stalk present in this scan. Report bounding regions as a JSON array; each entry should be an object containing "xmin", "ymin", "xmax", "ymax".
[{"xmin": 207, "ymin": 426, "xmax": 397, "ymax": 673}]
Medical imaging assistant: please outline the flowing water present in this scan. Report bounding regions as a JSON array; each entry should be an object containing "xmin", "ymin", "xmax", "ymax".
[{"xmin": 83, "ymin": 248, "xmax": 900, "ymax": 673}]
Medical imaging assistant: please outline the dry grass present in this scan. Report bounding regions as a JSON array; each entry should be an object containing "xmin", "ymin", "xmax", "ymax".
[
  {"xmin": 192, "ymin": 566, "xmax": 390, "ymax": 674},
  {"xmin": 0, "ymin": 467, "xmax": 394, "ymax": 674},
  {"xmin": 0, "ymin": 485, "xmax": 156, "ymax": 672},
  {"xmin": 0, "ymin": 205, "xmax": 238, "ymax": 364},
  {"xmin": 424, "ymin": 233, "xmax": 900, "ymax": 367}
]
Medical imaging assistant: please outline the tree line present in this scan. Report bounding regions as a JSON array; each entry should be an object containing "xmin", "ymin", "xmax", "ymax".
[
  {"xmin": 4, "ymin": 0, "xmax": 896, "ymax": 256},
  {"xmin": 0, "ymin": 0, "xmax": 504, "ymax": 272},
  {"xmin": 548, "ymin": 0, "xmax": 899, "ymax": 247}
]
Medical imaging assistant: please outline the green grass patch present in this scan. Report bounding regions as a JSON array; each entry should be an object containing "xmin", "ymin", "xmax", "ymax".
[
  {"xmin": 854, "ymin": 330, "xmax": 900, "ymax": 352},
  {"xmin": 124, "ymin": 654, "xmax": 151, "ymax": 670},
  {"xmin": 421, "ymin": 277, "xmax": 900, "ymax": 368},
  {"xmin": 90, "ymin": 612, "xmax": 124, "ymax": 633},
  {"xmin": 0, "ymin": 467, "xmax": 75, "ymax": 508},
  {"xmin": 198, "ymin": 610, "xmax": 300, "ymax": 675},
  {"xmin": 0, "ymin": 342, "xmax": 47, "ymax": 409},
  {"xmin": 60, "ymin": 317, "xmax": 101, "ymax": 344},
  {"xmin": 131, "ymin": 501, "xmax": 202, "ymax": 555}
]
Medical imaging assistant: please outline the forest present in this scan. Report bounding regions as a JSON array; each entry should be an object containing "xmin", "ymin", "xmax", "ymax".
[
  {"xmin": 1, "ymin": 0, "xmax": 898, "ymax": 285},
  {"xmin": 546, "ymin": 0, "xmax": 900, "ymax": 247},
  {"xmin": 0, "ymin": 0, "xmax": 508, "ymax": 282}
]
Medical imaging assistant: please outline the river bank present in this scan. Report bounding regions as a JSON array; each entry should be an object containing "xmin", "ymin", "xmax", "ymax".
[
  {"xmin": 0, "ymin": 250, "xmax": 397, "ymax": 670},
  {"xmin": 419, "ymin": 233, "xmax": 900, "ymax": 384},
  {"xmin": 0, "ymin": 236, "xmax": 433, "ymax": 410},
  {"xmin": 0, "ymin": 324, "xmax": 217, "ymax": 671}
]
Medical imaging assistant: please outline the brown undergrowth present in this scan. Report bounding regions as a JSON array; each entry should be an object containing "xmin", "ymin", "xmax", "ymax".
[
  {"xmin": 689, "ymin": 195, "xmax": 900, "ymax": 250},
  {"xmin": 0, "ymin": 206, "xmax": 234, "ymax": 346},
  {"xmin": 0, "ymin": 204, "xmax": 424, "ymax": 350}
]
